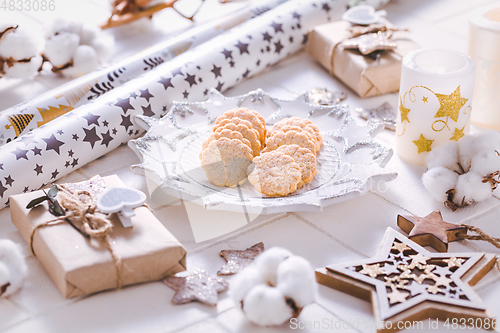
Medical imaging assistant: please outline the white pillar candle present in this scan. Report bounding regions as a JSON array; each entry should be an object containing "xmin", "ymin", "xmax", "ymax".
[
  {"xmin": 395, "ymin": 48, "xmax": 475, "ymax": 165},
  {"xmin": 469, "ymin": 5, "xmax": 500, "ymax": 129}
]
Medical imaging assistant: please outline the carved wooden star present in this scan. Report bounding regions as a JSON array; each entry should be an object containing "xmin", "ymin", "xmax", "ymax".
[
  {"xmin": 397, "ymin": 210, "xmax": 467, "ymax": 252},
  {"xmin": 217, "ymin": 242, "xmax": 264, "ymax": 275},
  {"xmin": 316, "ymin": 228, "xmax": 496, "ymax": 333},
  {"xmin": 163, "ymin": 269, "xmax": 228, "ymax": 306}
]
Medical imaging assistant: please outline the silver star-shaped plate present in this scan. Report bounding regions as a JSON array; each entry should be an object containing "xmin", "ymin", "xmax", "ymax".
[{"xmin": 128, "ymin": 89, "xmax": 397, "ymax": 214}]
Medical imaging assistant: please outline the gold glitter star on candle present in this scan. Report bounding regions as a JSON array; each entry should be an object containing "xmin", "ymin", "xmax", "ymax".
[
  {"xmin": 422, "ymin": 96, "xmax": 428, "ymax": 103},
  {"xmin": 434, "ymin": 86, "xmax": 468, "ymax": 122},
  {"xmin": 399, "ymin": 97, "xmax": 410, "ymax": 123},
  {"xmin": 450, "ymin": 126, "xmax": 465, "ymax": 141},
  {"xmin": 413, "ymin": 134, "xmax": 433, "ymax": 154}
]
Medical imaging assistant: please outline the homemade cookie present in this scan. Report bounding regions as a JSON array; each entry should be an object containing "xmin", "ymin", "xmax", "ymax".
[
  {"xmin": 263, "ymin": 130, "xmax": 316, "ymax": 154},
  {"xmin": 215, "ymin": 122, "xmax": 261, "ymax": 157},
  {"xmin": 247, "ymin": 151, "xmax": 301, "ymax": 197},
  {"xmin": 268, "ymin": 125, "xmax": 320, "ymax": 153},
  {"xmin": 202, "ymin": 129, "xmax": 251, "ymax": 151},
  {"xmin": 215, "ymin": 108, "xmax": 266, "ymax": 145},
  {"xmin": 200, "ymin": 137, "xmax": 253, "ymax": 188},
  {"xmin": 270, "ymin": 117, "xmax": 323, "ymax": 149},
  {"xmin": 274, "ymin": 144, "xmax": 317, "ymax": 188}
]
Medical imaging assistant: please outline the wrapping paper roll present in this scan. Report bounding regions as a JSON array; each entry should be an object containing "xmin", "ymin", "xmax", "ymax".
[
  {"xmin": 0, "ymin": 0, "xmax": 287, "ymax": 146},
  {"xmin": 0, "ymin": 0, "xmax": 348, "ymax": 208},
  {"xmin": 469, "ymin": 5, "xmax": 500, "ymax": 129}
]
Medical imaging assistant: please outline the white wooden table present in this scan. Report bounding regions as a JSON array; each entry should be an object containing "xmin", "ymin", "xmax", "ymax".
[{"xmin": 1, "ymin": 0, "xmax": 499, "ymax": 332}]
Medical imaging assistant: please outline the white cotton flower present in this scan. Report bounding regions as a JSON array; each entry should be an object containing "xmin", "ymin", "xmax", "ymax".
[
  {"xmin": 276, "ymin": 256, "xmax": 317, "ymax": 308},
  {"xmin": 43, "ymin": 19, "xmax": 114, "ymax": 78},
  {"xmin": 229, "ymin": 247, "xmax": 316, "ymax": 326},
  {"xmin": 0, "ymin": 239, "xmax": 28, "ymax": 297},
  {"xmin": 422, "ymin": 167, "xmax": 458, "ymax": 203},
  {"xmin": 457, "ymin": 135, "xmax": 481, "ymax": 172},
  {"xmin": 425, "ymin": 141, "xmax": 461, "ymax": 173},
  {"xmin": 43, "ymin": 32, "xmax": 80, "ymax": 67},
  {"xmin": 2, "ymin": 56, "xmax": 43, "ymax": 79},
  {"xmin": 0, "ymin": 25, "xmax": 41, "ymax": 79},
  {"xmin": 453, "ymin": 172, "xmax": 492, "ymax": 206},
  {"xmin": 242, "ymin": 285, "xmax": 293, "ymax": 326},
  {"xmin": 254, "ymin": 247, "xmax": 292, "ymax": 287},
  {"xmin": 229, "ymin": 266, "xmax": 265, "ymax": 305},
  {"xmin": 62, "ymin": 45, "xmax": 99, "ymax": 78},
  {"xmin": 470, "ymin": 148, "xmax": 500, "ymax": 176},
  {"xmin": 476, "ymin": 132, "xmax": 500, "ymax": 152}
]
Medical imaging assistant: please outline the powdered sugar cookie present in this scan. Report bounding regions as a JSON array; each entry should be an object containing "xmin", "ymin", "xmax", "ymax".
[
  {"xmin": 247, "ymin": 151, "xmax": 301, "ymax": 197},
  {"xmin": 274, "ymin": 144, "xmax": 317, "ymax": 188},
  {"xmin": 268, "ymin": 125, "xmax": 320, "ymax": 153},
  {"xmin": 202, "ymin": 129, "xmax": 252, "ymax": 151},
  {"xmin": 200, "ymin": 138, "xmax": 253, "ymax": 188},
  {"xmin": 263, "ymin": 130, "xmax": 316, "ymax": 154},
  {"xmin": 270, "ymin": 117, "xmax": 322, "ymax": 149},
  {"xmin": 215, "ymin": 108, "xmax": 266, "ymax": 145},
  {"xmin": 215, "ymin": 122, "xmax": 261, "ymax": 157}
]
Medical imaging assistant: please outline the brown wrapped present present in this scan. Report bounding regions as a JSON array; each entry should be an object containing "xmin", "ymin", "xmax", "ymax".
[
  {"xmin": 9, "ymin": 175, "xmax": 186, "ymax": 298},
  {"xmin": 307, "ymin": 18, "xmax": 420, "ymax": 98}
]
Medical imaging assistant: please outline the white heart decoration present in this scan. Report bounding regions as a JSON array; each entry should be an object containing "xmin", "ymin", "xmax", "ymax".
[
  {"xmin": 342, "ymin": 5, "xmax": 387, "ymax": 25},
  {"xmin": 96, "ymin": 187, "xmax": 147, "ymax": 228}
]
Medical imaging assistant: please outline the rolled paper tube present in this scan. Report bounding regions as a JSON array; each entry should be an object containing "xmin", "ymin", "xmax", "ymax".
[
  {"xmin": 395, "ymin": 48, "xmax": 475, "ymax": 165},
  {"xmin": 0, "ymin": 0, "xmax": 347, "ymax": 208},
  {"xmin": 469, "ymin": 5, "xmax": 500, "ymax": 129},
  {"xmin": 0, "ymin": 0, "xmax": 287, "ymax": 146}
]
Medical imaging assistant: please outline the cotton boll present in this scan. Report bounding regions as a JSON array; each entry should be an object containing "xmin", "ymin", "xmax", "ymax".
[
  {"xmin": 422, "ymin": 167, "xmax": 459, "ymax": 203},
  {"xmin": 45, "ymin": 18, "xmax": 82, "ymax": 39},
  {"xmin": 3, "ymin": 55, "xmax": 42, "ymax": 79},
  {"xmin": 475, "ymin": 132, "xmax": 500, "ymax": 152},
  {"xmin": 470, "ymin": 148, "xmax": 500, "ymax": 176},
  {"xmin": 229, "ymin": 265, "xmax": 265, "ymax": 305},
  {"xmin": 458, "ymin": 135, "xmax": 480, "ymax": 172},
  {"xmin": 254, "ymin": 247, "xmax": 292, "ymax": 287},
  {"xmin": 44, "ymin": 32, "xmax": 80, "ymax": 67},
  {"xmin": 0, "ymin": 26, "xmax": 40, "ymax": 60},
  {"xmin": 453, "ymin": 172, "xmax": 492, "ymax": 206},
  {"xmin": 62, "ymin": 45, "xmax": 99, "ymax": 78},
  {"xmin": 425, "ymin": 141, "xmax": 461, "ymax": 173},
  {"xmin": 79, "ymin": 25, "xmax": 99, "ymax": 46},
  {"xmin": 243, "ymin": 284, "xmax": 293, "ymax": 326},
  {"xmin": 91, "ymin": 34, "xmax": 114, "ymax": 62},
  {"xmin": 0, "ymin": 239, "xmax": 28, "ymax": 297},
  {"xmin": 276, "ymin": 256, "xmax": 317, "ymax": 308}
]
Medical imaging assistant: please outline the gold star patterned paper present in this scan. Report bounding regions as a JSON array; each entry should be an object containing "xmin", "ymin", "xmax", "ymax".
[
  {"xmin": 316, "ymin": 228, "xmax": 496, "ymax": 333},
  {"xmin": 413, "ymin": 134, "xmax": 433, "ymax": 154},
  {"xmin": 434, "ymin": 86, "xmax": 468, "ymax": 123}
]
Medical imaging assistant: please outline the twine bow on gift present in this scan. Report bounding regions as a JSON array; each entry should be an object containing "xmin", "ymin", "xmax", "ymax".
[{"xmin": 29, "ymin": 186, "xmax": 123, "ymax": 289}]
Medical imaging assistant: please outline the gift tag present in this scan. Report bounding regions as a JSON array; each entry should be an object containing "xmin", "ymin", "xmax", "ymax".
[
  {"xmin": 342, "ymin": 5, "xmax": 387, "ymax": 25},
  {"xmin": 96, "ymin": 187, "xmax": 147, "ymax": 228}
]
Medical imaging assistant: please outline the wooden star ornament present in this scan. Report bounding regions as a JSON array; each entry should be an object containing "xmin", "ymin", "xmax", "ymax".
[
  {"xmin": 316, "ymin": 228, "xmax": 496, "ymax": 333},
  {"xmin": 397, "ymin": 210, "xmax": 467, "ymax": 252},
  {"xmin": 163, "ymin": 269, "xmax": 228, "ymax": 306},
  {"xmin": 217, "ymin": 242, "xmax": 264, "ymax": 275}
]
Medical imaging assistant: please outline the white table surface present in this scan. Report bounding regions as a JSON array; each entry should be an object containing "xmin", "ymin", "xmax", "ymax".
[{"xmin": 1, "ymin": 0, "xmax": 500, "ymax": 332}]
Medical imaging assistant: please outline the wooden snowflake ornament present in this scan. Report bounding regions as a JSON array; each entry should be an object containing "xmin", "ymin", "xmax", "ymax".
[{"xmin": 316, "ymin": 228, "xmax": 496, "ymax": 333}]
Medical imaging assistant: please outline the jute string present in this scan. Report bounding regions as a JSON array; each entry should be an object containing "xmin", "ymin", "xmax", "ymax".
[
  {"xmin": 461, "ymin": 223, "xmax": 500, "ymax": 271},
  {"xmin": 29, "ymin": 186, "xmax": 123, "ymax": 289}
]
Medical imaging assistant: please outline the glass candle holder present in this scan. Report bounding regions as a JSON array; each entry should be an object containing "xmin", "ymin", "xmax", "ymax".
[
  {"xmin": 395, "ymin": 48, "xmax": 475, "ymax": 165},
  {"xmin": 469, "ymin": 5, "xmax": 500, "ymax": 129}
]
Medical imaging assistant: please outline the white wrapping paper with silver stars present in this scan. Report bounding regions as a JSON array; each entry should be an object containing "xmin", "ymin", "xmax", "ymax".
[{"xmin": 0, "ymin": 0, "xmax": 348, "ymax": 208}]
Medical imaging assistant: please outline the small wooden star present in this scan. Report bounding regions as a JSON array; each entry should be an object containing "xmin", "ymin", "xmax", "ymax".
[
  {"xmin": 217, "ymin": 242, "xmax": 265, "ymax": 275},
  {"xmin": 163, "ymin": 269, "xmax": 228, "ymax": 306},
  {"xmin": 341, "ymin": 31, "xmax": 397, "ymax": 55},
  {"xmin": 316, "ymin": 228, "xmax": 496, "ymax": 333},
  {"xmin": 397, "ymin": 210, "xmax": 467, "ymax": 252}
]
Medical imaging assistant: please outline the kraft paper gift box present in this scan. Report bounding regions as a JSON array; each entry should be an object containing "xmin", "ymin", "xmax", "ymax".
[
  {"xmin": 307, "ymin": 18, "xmax": 420, "ymax": 98},
  {"xmin": 9, "ymin": 175, "xmax": 186, "ymax": 298}
]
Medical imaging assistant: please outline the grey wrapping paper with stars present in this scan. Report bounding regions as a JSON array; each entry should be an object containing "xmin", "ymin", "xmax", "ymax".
[{"xmin": 0, "ymin": 0, "xmax": 347, "ymax": 208}]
